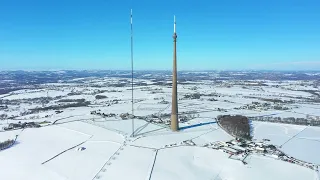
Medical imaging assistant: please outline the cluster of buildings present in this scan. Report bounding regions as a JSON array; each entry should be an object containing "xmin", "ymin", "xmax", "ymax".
[
  {"xmin": 158, "ymin": 99, "xmax": 170, "ymax": 104},
  {"xmin": 164, "ymin": 139, "xmax": 197, "ymax": 148},
  {"xmin": 279, "ymin": 153, "xmax": 318, "ymax": 171},
  {"xmin": 234, "ymin": 101, "xmax": 290, "ymax": 111},
  {"xmin": 90, "ymin": 110, "xmax": 116, "ymax": 118},
  {"xmin": 161, "ymin": 138, "xmax": 299, "ymax": 169},
  {"xmin": 2, "ymin": 121, "xmax": 41, "ymax": 131},
  {"xmin": 205, "ymin": 138, "xmax": 318, "ymax": 171},
  {"xmin": 143, "ymin": 113, "xmax": 195, "ymax": 125},
  {"xmin": 182, "ymin": 93, "xmax": 201, "ymax": 100},
  {"xmin": 209, "ymin": 139, "xmax": 266, "ymax": 156}
]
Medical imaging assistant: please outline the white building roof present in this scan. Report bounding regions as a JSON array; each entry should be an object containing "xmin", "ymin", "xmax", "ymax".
[
  {"xmin": 222, "ymin": 147, "xmax": 238, "ymax": 153},
  {"xmin": 231, "ymin": 145, "xmax": 246, "ymax": 151}
]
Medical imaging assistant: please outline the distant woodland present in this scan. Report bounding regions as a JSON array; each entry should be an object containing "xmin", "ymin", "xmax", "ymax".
[{"xmin": 218, "ymin": 115, "xmax": 252, "ymax": 140}]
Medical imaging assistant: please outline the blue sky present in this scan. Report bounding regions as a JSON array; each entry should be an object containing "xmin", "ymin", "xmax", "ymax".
[{"xmin": 1, "ymin": 0, "xmax": 320, "ymax": 70}]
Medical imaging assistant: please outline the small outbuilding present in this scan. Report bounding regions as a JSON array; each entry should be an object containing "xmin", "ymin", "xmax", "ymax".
[{"xmin": 77, "ymin": 147, "xmax": 86, "ymax": 151}]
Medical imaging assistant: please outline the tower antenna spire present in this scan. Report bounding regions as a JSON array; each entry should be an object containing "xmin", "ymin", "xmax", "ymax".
[
  {"xmin": 130, "ymin": 9, "xmax": 135, "ymax": 137},
  {"xmin": 174, "ymin": 15, "xmax": 176, "ymax": 33}
]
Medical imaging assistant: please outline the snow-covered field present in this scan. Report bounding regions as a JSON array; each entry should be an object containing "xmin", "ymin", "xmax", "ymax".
[
  {"xmin": 2, "ymin": 118, "xmax": 318, "ymax": 180},
  {"xmin": 3, "ymin": 89, "xmax": 71, "ymax": 100},
  {"xmin": 252, "ymin": 121, "xmax": 320, "ymax": 165},
  {"xmin": 0, "ymin": 125, "xmax": 91, "ymax": 180},
  {"xmin": 152, "ymin": 146, "xmax": 316, "ymax": 180},
  {"xmin": 252, "ymin": 121, "xmax": 305, "ymax": 146},
  {"xmin": 0, "ymin": 76, "xmax": 319, "ymax": 180}
]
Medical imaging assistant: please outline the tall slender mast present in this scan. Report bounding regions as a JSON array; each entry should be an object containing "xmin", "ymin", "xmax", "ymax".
[
  {"xmin": 171, "ymin": 15, "xmax": 179, "ymax": 131},
  {"xmin": 130, "ymin": 9, "xmax": 135, "ymax": 137}
]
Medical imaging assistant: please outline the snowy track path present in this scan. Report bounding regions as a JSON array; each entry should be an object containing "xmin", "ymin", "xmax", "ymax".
[
  {"xmin": 92, "ymin": 144, "xmax": 125, "ymax": 180},
  {"xmin": 146, "ymin": 149, "xmax": 158, "ymax": 180},
  {"xmin": 280, "ymin": 126, "xmax": 308, "ymax": 148},
  {"xmin": 41, "ymin": 135, "xmax": 93, "ymax": 165}
]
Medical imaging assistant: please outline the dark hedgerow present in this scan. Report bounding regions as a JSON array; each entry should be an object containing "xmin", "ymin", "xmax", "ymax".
[{"xmin": 95, "ymin": 95, "xmax": 107, "ymax": 99}]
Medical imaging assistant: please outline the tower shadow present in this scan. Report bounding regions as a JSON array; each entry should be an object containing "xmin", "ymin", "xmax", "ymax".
[{"xmin": 179, "ymin": 121, "xmax": 217, "ymax": 131}]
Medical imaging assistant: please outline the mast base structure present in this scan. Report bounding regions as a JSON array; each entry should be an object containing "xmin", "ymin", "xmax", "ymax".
[{"xmin": 171, "ymin": 114, "xmax": 179, "ymax": 131}]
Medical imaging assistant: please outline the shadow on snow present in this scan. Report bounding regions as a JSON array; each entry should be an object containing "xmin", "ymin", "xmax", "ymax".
[{"xmin": 180, "ymin": 121, "xmax": 217, "ymax": 130}]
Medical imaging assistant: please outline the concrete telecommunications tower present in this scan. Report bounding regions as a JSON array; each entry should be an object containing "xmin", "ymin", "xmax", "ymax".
[{"xmin": 171, "ymin": 15, "xmax": 179, "ymax": 131}]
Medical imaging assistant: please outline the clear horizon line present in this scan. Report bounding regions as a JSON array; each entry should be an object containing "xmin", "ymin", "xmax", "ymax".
[{"xmin": 1, "ymin": 69, "xmax": 320, "ymax": 72}]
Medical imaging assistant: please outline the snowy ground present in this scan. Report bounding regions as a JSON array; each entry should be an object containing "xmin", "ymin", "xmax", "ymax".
[
  {"xmin": 252, "ymin": 121, "xmax": 320, "ymax": 165},
  {"xmin": 1, "ymin": 119, "xmax": 317, "ymax": 180},
  {"xmin": 0, "ymin": 77, "xmax": 319, "ymax": 180},
  {"xmin": 152, "ymin": 146, "xmax": 316, "ymax": 180}
]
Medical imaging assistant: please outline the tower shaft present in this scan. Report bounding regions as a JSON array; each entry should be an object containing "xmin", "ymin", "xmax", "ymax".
[{"xmin": 171, "ymin": 16, "xmax": 179, "ymax": 131}]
